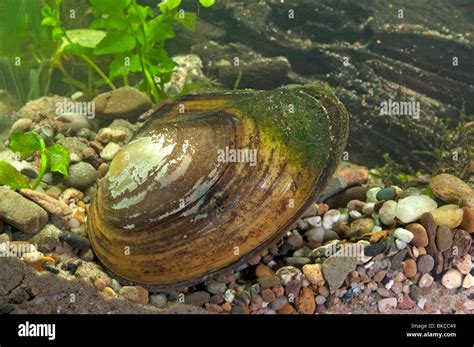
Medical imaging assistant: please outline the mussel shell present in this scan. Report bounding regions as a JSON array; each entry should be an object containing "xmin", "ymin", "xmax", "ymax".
[{"xmin": 88, "ymin": 84, "xmax": 349, "ymax": 290}]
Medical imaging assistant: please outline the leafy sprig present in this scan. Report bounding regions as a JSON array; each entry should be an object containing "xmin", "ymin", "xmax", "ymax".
[{"xmin": 0, "ymin": 132, "xmax": 70, "ymax": 190}]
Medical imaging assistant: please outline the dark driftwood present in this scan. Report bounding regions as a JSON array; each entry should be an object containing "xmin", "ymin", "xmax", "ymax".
[{"xmin": 171, "ymin": 0, "xmax": 474, "ymax": 169}]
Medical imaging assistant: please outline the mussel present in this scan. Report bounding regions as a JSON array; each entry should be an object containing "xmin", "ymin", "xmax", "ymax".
[{"xmin": 88, "ymin": 84, "xmax": 349, "ymax": 290}]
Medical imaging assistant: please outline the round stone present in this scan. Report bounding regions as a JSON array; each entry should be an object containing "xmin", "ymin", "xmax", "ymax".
[
  {"xmin": 376, "ymin": 187, "xmax": 397, "ymax": 201},
  {"xmin": 417, "ymin": 254, "xmax": 434, "ymax": 274}
]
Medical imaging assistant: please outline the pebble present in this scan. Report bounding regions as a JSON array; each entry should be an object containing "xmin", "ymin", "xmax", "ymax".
[
  {"xmin": 409, "ymin": 285, "xmax": 421, "ymax": 301},
  {"xmin": 233, "ymin": 291, "xmax": 251, "ymax": 307},
  {"xmin": 429, "ymin": 173, "xmax": 473, "ymax": 204},
  {"xmin": 302, "ymin": 264, "xmax": 325, "ymax": 287},
  {"xmin": 205, "ymin": 281, "xmax": 227, "ymax": 295},
  {"xmin": 304, "ymin": 216, "xmax": 322, "ymax": 228},
  {"xmin": 395, "ymin": 239, "xmax": 407, "ymax": 250},
  {"xmin": 277, "ymin": 304, "xmax": 294, "ymax": 314},
  {"xmin": 370, "ymin": 230, "xmax": 388, "ymax": 243},
  {"xmin": 378, "ymin": 297, "xmax": 397, "ymax": 313},
  {"xmin": 403, "ymin": 259, "xmax": 417, "ymax": 278},
  {"xmin": 8, "ymin": 118, "xmax": 32, "ymax": 136},
  {"xmin": 326, "ymin": 186, "xmax": 368, "ymax": 208},
  {"xmin": 418, "ymin": 273, "xmax": 434, "ymax": 288},
  {"xmin": 285, "ymin": 257, "xmax": 311, "ymax": 267},
  {"xmin": 396, "ymin": 195, "xmax": 437, "ymax": 224},
  {"xmin": 431, "ymin": 204, "xmax": 464, "ymax": 228},
  {"xmin": 453, "ymin": 254, "xmax": 472, "ymax": 274},
  {"xmin": 102, "ymin": 287, "xmax": 118, "ymax": 299},
  {"xmin": 315, "ymin": 295, "xmax": 326, "ymax": 305},
  {"xmin": 65, "ymin": 162, "xmax": 98, "ymax": 190},
  {"xmin": 417, "ymin": 254, "xmax": 435, "ymax": 274},
  {"xmin": 0, "ymin": 188, "xmax": 48, "ymax": 234},
  {"xmin": 435, "ymin": 225, "xmax": 453, "ymax": 252},
  {"xmin": 459, "ymin": 207, "xmax": 474, "ymax": 233},
  {"xmin": 376, "ymin": 187, "xmax": 397, "ymax": 201},
  {"xmin": 261, "ymin": 288, "xmax": 276, "ymax": 303},
  {"xmin": 350, "ymin": 218, "xmax": 374, "ymax": 237},
  {"xmin": 224, "ymin": 289, "xmax": 236, "ymax": 302},
  {"xmin": 349, "ymin": 210, "xmax": 363, "ymax": 220},
  {"xmin": 319, "ymin": 176, "xmax": 348, "ymax": 202},
  {"xmin": 364, "ymin": 242, "xmax": 385, "ymax": 257},
  {"xmin": 390, "ymin": 249, "xmax": 408, "ymax": 271},
  {"xmin": 441, "ymin": 269, "xmax": 462, "ymax": 289},
  {"xmin": 276, "ymin": 266, "xmax": 302, "ymax": 285},
  {"xmin": 255, "ymin": 264, "xmax": 275, "ymax": 278},
  {"xmin": 397, "ymin": 294, "xmax": 416, "ymax": 310},
  {"xmin": 322, "ymin": 246, "xmax": 358, "ymax": 292},
  {"xmin": 93, "ymin": 86, "xmax": 152, "ymax": 122},
  {"xmin": 462, "ymin": 273, "xmax": 474, "ymax": 289},
  {"xmin": 269, "ymin": 296, "xmax": 288, "ymax": 310},
  {"xmin": 379, "ymin": 200, "xmax": 397, "ymax": 225},
  {"xmin": 185, "ymin": 291, "xmax": 211, "ymax": 307},
  {"xmin": 322, "ymin": 209, "xmax": 341, "ymax": 229},
  {"xmin": 406, "ymin": 223, "xmax": 428, "ymax": 247},
  {"xmin": 20, "ymin": 188, "xmax": 72, "ymax": 217},
  {"xmin": 258, "ymin": 276, "xmax": 280, "ymax": 289},
  {"xmin": 347, "ymin": 200, "xmax": 365, "ymax": 211},
  {"xmin": 119, "ymin": 286, "xmax": 149, "ymax": 304},
  {"xmin": 59, "ymin": 233, "xmax": 91, "ymax": 251},
  {"xmin": 100, "ymin": 142, "xmax": 121, "ymax": 161},
  {"xmin": 362, "ymin": 202, "xmax": 375, "ymax": 215},
  {"xmin": 366, "ymin": 187, "xmax": 382, "ymax": 203},
  {"xmin": 451, "ymin": 229, "xmax": 471, "ymax": 257},
  {"xmin": 306, "ymin": 227, "xmax": 324, "ymax": 243},
  {"xmin": 394, "ymin": 228, "xmax": 414, "ymax": 243},
  {"xmin": 296, "ymin": 287, "xmax": 315, "ymax": 314}
]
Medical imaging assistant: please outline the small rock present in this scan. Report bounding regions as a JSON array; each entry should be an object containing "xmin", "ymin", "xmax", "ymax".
[
  {"xmin": 20, "ymin": 188, "xmax": 72, "ymax": 217},
  {"xmin": 285, "ymin": 257, "xmax": 311, "ymax": 267},
  {"xmin": 258, "ymin": 276, "xmax": 280, "ymax": 289},
  {"xmin": 376, "ymin": 187, "xmax": 397, "ymax": 201},
  {"xmin": 396, "ymin": 195, "xmax": 437, "ymax": 224},
  {"xmin": 185, "ymin": 291, "xmax": 211, "ymax": 307},
  {"xmin": 8, "ymin": 118, "xmax": 32, "ymax": 137},
  {"xmin": 255, "ymin": 264, "xmax": 275, "ymax": 278},
  {"xmin": 205, "ymin": 281, "xmax": 227, "ymax": 295},
  {"xmin": 100, "ymin": 142, "xmax": 121, "ymax": 161},
  {"xmin": 462, "ymin": 273, "xmax": 474, "ymax": 289},
  {"xmin": 361, "ymin": 202, "xmax": 375, "ymax": 215},
  {"xmin": 0, "ymin": 188, "xmax": 48, "ymax": 234},
  {"xmin": 441, "ymin": 269, "xmax": 462, "ymax": 289},
  {"xmin": 276, "ymin": 266, "xmax": 302, "ymax": 285},
  {"xmin": 59, "ymin": 232, "xmax": 91, "ymax": 251},
  {"xmin": 96, "ymin": 127, "xmax": 132, "ymax": 144},
  {"xmin": 28, "ymin": 224, "xmax": 62, "ymax": 252},
  {"xmin": 406, "ymin": 223, "xmax": 428, "ymax": 247},
  {"xmin": 379, "ymin": 200, "xmax": 397, "ymax": 225},
  {"xmin": 429, "ymin": 173, "xmax": 473, "ymax": 204},
  {"xmin": 451, "ymin": 229, "xmax": 471, "ymax": 256},
  {"xmin": 322, "ymin": 246, "xmax": 358, "ymax": 292},
  {"xmin": 322, "ymin": 209, "xmax": 341, "ymax": 229},
  {"xmin": 378, "ymin": 297, "xmax": 397, "ymax": 313},
  {"xmin": 364, "ymin": 242, "xmax": 385, "ymax": 257},
  {"xmin": 350, "ymin": 218, "xmax": 374, "ymax": 237},
  {"xmin": 304, "ymin": 216, "xmax": 322, "ymax": 228},
  {"xmin": 453, "ymin": 254, "xmax": 472, "ymax": 274},
  {"xmin": 431, "ymin": 204, "xmax": 464, "ymax": 229},
  {"xmin": 394, "ymin": 228, "xmax": 414, "ymax": 243},
  {"xmin": 318, "ymin": 176, "xmax": 348, "ymax": 202},
  {"xmin": 224, "ymin": 289, "xmax": 236, "ymax": 303},
  {"xmin": 417, "ymin": 254, "xmax": 435, "ymax": 274},
  {"xmin": 101, "ymin": 287, "xmax": 118, "ymax": 299},
  {"xmin": 418, "ymin": 273, "xmax": 434, "ymax": 288},
  {"xmin": 306, "ymin": 227, "xmax": 324, "ymax": 243},
  {"xmin": 296, "ymin": 287, "xmax": 315, "ymax": 314},
  {"xmin": 459, "ymin": 207, "xmax": 474, "ymax": 233},
  {"xmin": 403, "ymin": 259, "xmax": 417, "ymax": 278},
  {"xmin": 390, "ymin": 249, "xmax": 408, "ymax": 271},
  {"xmin": 366, "ymin": 187, "xmax": 382, "ymax": 203},
  {"xmin": 302, "ymin": 264, "xmax": 325, "ymax": 287},
  {"xmin": 370, "ymin": 230, "xmax": 388, "ymax": 243},
  {"xmin": 93, "ymin": 87, "xmax": 152, "ymax": 122},
  {"xmin": 65, "ymin": 162, "xmax": 98, "ymax": 190},
  {"xmin": 261, "ymin": 288, "xmax": 276, "ymax": 303},
  {"xmin": 397, "ymin": 294, "xmax": 416, "ymax": 310},
  {"xmin": 435, "ymin": 225, "xmax": 453, "ymax": 252},
  {"xmin": 119, "ymin": 286, "xmax": 149, "ymax": 304}
]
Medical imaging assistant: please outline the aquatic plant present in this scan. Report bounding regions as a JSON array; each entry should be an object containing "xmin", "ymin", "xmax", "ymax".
[
  {"xmin": 41, "ymin": 0, "xmax": 216, "ymax": 102},
  {"xmin": 0, "ymin": 132, "xmax": 70, "ymax": 190}
]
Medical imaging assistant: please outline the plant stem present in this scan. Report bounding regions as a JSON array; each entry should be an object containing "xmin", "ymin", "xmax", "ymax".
[
  {"xmin": 80, "ymin": 54, "xmax": 116, "ymax": 90},
  {"xmin": 32, "ymin": 137, "xmax": 47, "ymax": 190}
]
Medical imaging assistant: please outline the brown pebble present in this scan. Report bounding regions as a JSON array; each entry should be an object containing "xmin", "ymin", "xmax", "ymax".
[
  {"xmin": 296, "ymin": 287, "xmax": 315, "ymax": 314},
  {"xmin": 222, "ymin": 302, "xmax": 232, "ymax": 312},
  {"xmin": 459, "ymin": 207, "xmax": 474, "ymax": 233},
  {"xmin": 278, "ymin": 303, "xmax": 294, "ymax": 314},
  {"xmin": 261, "ymin": 288, "xmax": 276, "ymax": 303},
  {"xmin": 255, "ymin": 264, "xmax": 275, "ymax": 278},
  {"xmin": 406, "ymin": 223, "xmax": 429, "ymax": 247},
  {"xmin": 403, "ymin": 259, "xmax": 417, "ymax": 278},
  {"xmin": 370, "ymin": 230, "xmax": 388, "ymax": 244},
  {"xmin": 101, "ymin": 287, "xmax": 117, "ymax": 299},
  {"xmin": 94, "ymin": 277, "xmax": 107, "ymax": 290}
]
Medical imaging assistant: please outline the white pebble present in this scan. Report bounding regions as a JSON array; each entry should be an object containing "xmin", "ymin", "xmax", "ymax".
[
  {"xmin": 394, "ymin": 227, "xmax": 414, "ymax": 243},
  {"xmin": 366, "ymin": 187, "xmax": 382, "ymax": 203},
  {"xmin": 322, "ymin": 209, "xmax": 341, "ymax": 229},
  {"xmin": 395, "ymin": 195, "xmax": 437, "ymax": 224},
  {"xmin": 349, "ymin": 210, "xmax": 363, "ymax": 219},
  {"xmin": 385, "ymin": 280, "xmax": 394, "ymax": 290},
  {"xmin": 395, "ymin": 239, "xmax": 407, "ymax": 250}
]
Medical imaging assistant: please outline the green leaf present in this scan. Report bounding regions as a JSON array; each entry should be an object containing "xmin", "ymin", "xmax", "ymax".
[
  {"xmin": 44, "ymin": 144, "xmax": 70, "ymax": 178},
  {"xmin": 167, "ymin": 0, "xmax": 182, "ymax": 10},
  {"xmin": 9, "ymin": 132, "xmax": 42, "ymax": 158},
  {"xmin": 0, "ymin": 161, "xmax": 30, "ymax": 190},
  {"xmin": 90, "ymin": 0, "xmax": 130, "ymax": 14},
  {"xmin": 90, "ymin": 17, "xmax": 128, "ymax": 31},
  {"xmin": 199, "ymin": 0, "xmax": 215, "ymax": 8},
  {"xmin": 109, "ymin": 53, "xmax": 141, "ymax": 79},
  {"xmin": 64, "ymin": 29, "xmax": 107, "ymax": 49},
  {"xmin": 146, "ymin": 16, "xmax": 175, "ymax": 43},
  {"xmin": 174, "ymin": 11, "xmax": 196, "ymax": 31},
  {"xmin": 95, "ymin": 31, "xmax": 137, "ymax": 55}
]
